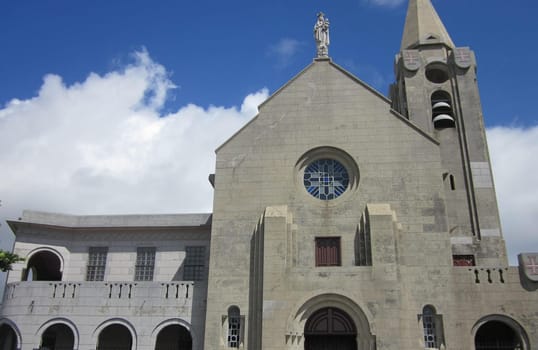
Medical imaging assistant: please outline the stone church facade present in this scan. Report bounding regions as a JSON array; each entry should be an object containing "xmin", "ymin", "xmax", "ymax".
[{"xmin": 1, "ymin": 0, "xmax": 538, "ymax": 349}]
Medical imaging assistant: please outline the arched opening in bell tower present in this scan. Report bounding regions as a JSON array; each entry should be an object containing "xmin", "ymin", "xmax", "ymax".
[{"xmin": 431, "ymin": 90, "xmax": 455, "ymax": 129}]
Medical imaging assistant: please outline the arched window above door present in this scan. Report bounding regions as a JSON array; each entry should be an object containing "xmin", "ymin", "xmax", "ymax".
[
  {"xmin": 304, "ymin": 307, "xmax": 357, "ymax": 350},
  {"xmin": 305, "ymin": 307, "xmax": 357, "ymax": 335}
]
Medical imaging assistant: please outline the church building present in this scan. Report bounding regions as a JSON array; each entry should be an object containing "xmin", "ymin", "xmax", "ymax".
[{"xmin": 1, "ymin": 0, "xmax": 538, "ymax": 349}]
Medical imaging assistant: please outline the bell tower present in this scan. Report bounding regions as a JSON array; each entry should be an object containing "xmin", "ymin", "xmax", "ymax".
[{"xmin": 391, "ymin": 0, "xmax": 507, "ymax": 266}]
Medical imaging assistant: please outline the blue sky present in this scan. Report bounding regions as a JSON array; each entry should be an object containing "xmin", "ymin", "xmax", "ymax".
[
  {"xmin": 2, "ymin": 1, "xmax": 537, "ymax": 126},
  {"xmin": 0, "ymin": 0, "xmax": 537, "ymax": 269}
]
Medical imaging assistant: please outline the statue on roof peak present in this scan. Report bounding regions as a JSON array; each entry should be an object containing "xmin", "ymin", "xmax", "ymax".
[{"xmin": 314, "ymin": 12, "xmax": 330, "ymax": 58}]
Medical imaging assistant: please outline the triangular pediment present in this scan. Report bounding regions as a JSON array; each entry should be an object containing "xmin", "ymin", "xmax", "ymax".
[
  {"xmin": 217, "ymin": 59, "xmax": 437, "ymax": 153},
  {"xmin": 259, "ymin": 58, "xmax": 392, "ymax": 109}
]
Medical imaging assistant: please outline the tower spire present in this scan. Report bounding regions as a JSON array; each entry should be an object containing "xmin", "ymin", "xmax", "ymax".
[{"xmin": 400, "ymin": 0, "xmax": 455, "ymax": 50}]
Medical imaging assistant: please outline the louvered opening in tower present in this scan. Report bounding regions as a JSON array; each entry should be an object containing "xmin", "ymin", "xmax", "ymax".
[{"xmin": 431, "ymin": 91, "xmax": 455, "ymax": 128}]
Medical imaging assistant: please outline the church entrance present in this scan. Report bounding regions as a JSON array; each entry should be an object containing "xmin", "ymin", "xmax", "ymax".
[
  {"xmin": 475, "ymin": 321, "xmax": 523, "ymax": 350},
  {"xmin": 304, "ymin": 307, "xmax": 357, "ymax": 350}
]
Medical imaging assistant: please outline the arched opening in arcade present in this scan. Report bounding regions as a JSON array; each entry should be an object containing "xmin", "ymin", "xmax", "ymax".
[
  {"xmin": 304, "ymin": 307, "xmax": 357, "ymax": 350},
  {"xmin": 475, "ymin": 320, "xmax": 524, "ymax": 350},
  {"xmin": 23, "ymin": 250, "xmax": 62, "ymax": 281},
  {"xmin": 0, "ymin": 324, "xmax": 18, "ymax": 350},
  {"xmin": 40, "ymin": 323, "xmax": 75, "ymax": 350},
  {"xmin": 97, "ymin": 324, "xmax": 132, "ymax": 350},
  {"xmin": 154, "ymin": 324, "xmax": 192, "ymax": 350}
]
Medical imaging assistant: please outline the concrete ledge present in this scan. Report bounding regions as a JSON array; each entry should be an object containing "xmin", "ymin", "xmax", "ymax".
[{"xmin": 8, "ymin": 210, "xmax": 212, "ymax": 230}]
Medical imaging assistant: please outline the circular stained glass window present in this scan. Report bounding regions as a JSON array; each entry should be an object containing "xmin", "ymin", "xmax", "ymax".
[{"xmin": 303, "ymin": 159, "xmax": 350, "ymax": 200}]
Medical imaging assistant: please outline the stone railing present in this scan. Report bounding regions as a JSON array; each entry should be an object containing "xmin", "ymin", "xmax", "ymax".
[
  {"xmin": 1, "ymin": 281, "xmax": 195, "ymax": 314},
  {"xmin": 452, "ymin": 267, "xmax": 510, "ymax": 285}
]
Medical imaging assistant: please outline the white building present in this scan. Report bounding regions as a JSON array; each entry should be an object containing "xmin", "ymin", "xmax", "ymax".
[{"xmin": 1, "ymin": 212, "xmax": 211, "ymax": 350}]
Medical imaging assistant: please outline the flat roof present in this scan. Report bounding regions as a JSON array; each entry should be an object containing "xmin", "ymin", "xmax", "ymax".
[{"xmin": 7, "ymin": 210, "xmax": 212, "ymax": 232}]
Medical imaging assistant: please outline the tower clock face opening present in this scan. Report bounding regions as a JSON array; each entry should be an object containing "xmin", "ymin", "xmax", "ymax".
[{"xmin": 303, "ymin": 159, "xmax": 350, "ymax": 200}]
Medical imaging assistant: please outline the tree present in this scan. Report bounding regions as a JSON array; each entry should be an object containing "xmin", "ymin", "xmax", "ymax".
[{"xmin": 0, "ymin": 250, "xmax": 24, "ymax": 272}]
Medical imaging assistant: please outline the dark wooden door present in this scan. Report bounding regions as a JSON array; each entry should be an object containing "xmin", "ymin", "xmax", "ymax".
[
  {"xmin": 305, "ymin": 335, "xmax": 357, "ymax": 350},
  {"xmin": 305, "ymin": 308, "xmax": 358, "ymax": 350}
]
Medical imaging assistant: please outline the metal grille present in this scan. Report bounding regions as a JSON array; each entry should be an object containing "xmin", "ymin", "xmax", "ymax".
[
  {"xmin": 134, "ymin": 247, "xmax": 155, "ymax": 281},
  {"xmin": 183, "ymin": 246, "xmax": 205, "ymax": 281},
  {"xmin": 86, "ymin": 247, "xmax": 108, "ymax": 281},
  {"xmin": 315, "ymin": 237, "xmax": 341, "ymax": 266},
  {"xmin": 227, "ymin": 313, "xmax": 241, "ymax": 348},
  {"xmin": 422, "ymin": 307, "xmax": 438, "ymax": 348}
]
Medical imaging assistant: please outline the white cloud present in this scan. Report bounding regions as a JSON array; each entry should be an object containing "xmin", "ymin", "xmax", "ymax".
[
  {"xmin": 365, "ymin": 0, "xmax": 405, "ymax": 8},
  {"xmin": 0, "ymin": 50, "xmax": 268, "ymax": 235},
  {"xmin": 0, "ymin": 49, "xmax": 536, "ymax": 268},
  {"xmin": 487, "ymin": 126, "xmax": 538, "ymax": 264},
  {"xmin": 268, "ymin": 38, "xmax": 303, "ymax": 68}
]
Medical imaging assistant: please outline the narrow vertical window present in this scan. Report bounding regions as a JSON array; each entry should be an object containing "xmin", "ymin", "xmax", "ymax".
[
  {"xmin": 86, "ymin": 247, "xmax": 108, "ymax": 281},
  {"xmin": 422, "ymin": 305, "xmax": 444, "ymax": 349},
  {"xmin": 227, "ymin": 306, "xmax": 241, "ymax": 348},
  {"xmin": 183, "ymin": 246, "xmax": 206, "ymax": 281},
  {"xmin": 356, "ymin": 214, "xmax": 372, "ymax": 266},
  {"xmin": 315, "ymin": 237, "xmax": 341, "ymax": 266},
  {"xmin": 449, "ymin": 174, "xmax": 456, "ymax": 190},
  {"xmin": 134, "ymin": 247, "xmax": 156, "ymax": 281}
]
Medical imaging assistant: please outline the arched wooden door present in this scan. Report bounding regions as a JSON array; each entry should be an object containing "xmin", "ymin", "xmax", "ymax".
[{"xmin": 304, "ymin": 307, "xmax": 357, "ymax": 350}]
